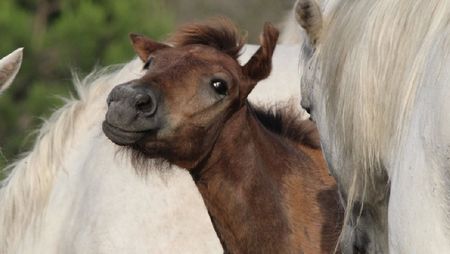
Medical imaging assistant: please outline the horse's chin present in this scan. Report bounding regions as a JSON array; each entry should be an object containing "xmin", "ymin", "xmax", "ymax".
[
  {"xmin": 102, "ymin": 121, "xmax": 148, "ymax": 146},
  {"xmin": 132, "ymin": 140, "xmax": 167, "ymax": 158}
]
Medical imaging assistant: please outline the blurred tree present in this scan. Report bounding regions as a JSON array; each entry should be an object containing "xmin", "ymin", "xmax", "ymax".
[
  {"xmin": 0, "ymin": 0, "xmax": 174, "ymax": 175},
  {"xmin": 166, "ymin": 0, "xmax": 294, "ymax": 43}
]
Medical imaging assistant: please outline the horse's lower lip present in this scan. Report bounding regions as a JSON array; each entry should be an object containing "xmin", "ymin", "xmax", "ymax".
[{"xmin": 102, "ymin": 121, "xmax": 149, "ymax": 145}]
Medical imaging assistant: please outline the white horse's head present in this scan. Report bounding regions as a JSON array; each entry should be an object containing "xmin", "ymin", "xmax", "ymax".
[
  {"xmin": 292, "ymin": 0, "xmax": 450, "ymax": 253},
  {"xmin": 292, "ymin": 0, "xmax": 324, "ymax": 120},
  {"xmin": 0, "ymin": 48, "xmax": 23, "ymax": 94}
]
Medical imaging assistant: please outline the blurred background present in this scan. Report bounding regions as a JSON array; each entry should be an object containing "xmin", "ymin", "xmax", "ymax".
[{"xmin": 0, "ymin": 0, "xmax": 295, "ymax": 175}]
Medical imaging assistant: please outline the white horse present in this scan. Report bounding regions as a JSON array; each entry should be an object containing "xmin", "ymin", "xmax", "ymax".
[
  {"xmin": 294, "ymin": 0, "xmax": 450, "ymax": 252},
  {"xmin": 0, "ymin": 48, "xmax": 23, "ymax": 94},
  {"xmin": 0, "ymin": 44, "xmax": 303, "ymax": 254}
]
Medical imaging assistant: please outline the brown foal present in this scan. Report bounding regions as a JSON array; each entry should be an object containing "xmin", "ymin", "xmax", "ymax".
[{"xmin": 103, "ymin": 18, "xmax": 343, "ymax": 253}]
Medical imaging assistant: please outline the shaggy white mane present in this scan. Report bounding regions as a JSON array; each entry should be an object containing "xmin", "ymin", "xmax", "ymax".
[
  {"xmin": 0, "ymin": 59, "xmax": 144, "ymax": 252},
  {"xmin": 302, "ymin": 1, "xmax": 450, "ymax": 243}
]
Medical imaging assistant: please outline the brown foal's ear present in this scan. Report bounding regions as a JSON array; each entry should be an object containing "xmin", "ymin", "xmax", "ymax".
[
  {"xmin": 129, "ymin": 33, "xmax": 170, "ymax": 62},
  {"xmin": 240, "ymin": 23, "xmax": 279, "ymax": 100}
]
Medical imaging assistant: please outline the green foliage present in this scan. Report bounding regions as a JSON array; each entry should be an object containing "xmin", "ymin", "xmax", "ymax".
[{"xmin": 0, "ymin": 0, "xmax": 174, "ymax": 172}]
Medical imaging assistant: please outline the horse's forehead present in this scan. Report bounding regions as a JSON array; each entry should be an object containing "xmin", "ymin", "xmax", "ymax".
[
  {"xmin": 145, "ymin": 45, "xmax": 241, "ymax": 81},
  {"xmin": 155, "ymin": 45, "xmax": 241, "ymax": 74}
]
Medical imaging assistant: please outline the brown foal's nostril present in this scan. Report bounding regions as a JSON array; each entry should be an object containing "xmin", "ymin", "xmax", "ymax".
[
  {"xmin": 135, "ymin": 94, "xmax": 153, "ymax": 113},
  {"xmin": 106, "ymin": 82, "xmax": 159, "ymax": 124}
]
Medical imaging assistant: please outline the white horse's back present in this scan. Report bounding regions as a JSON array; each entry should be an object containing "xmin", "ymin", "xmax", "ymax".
[{"xmin": 34, "ymin": 136, "xmax": 219, "ymax": 253}]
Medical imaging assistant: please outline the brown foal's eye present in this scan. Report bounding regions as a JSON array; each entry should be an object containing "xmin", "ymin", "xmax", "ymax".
[
  {"xmin": 143, "ymin": 57, "xmax": 153, "ymax": 70},
  {"xmin": 210, "ymin": 79, "xmax": 228, "ymax": 96}
]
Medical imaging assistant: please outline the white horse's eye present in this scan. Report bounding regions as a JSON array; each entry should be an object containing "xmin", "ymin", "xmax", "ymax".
[{"xmin": 210, "ymin": 79, "xmax": 228, "ymax": 96}]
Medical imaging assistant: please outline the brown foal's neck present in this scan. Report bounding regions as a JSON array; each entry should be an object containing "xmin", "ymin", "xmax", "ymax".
[{"xmin": 191, "ymin": 105, "xmax": 300, "ymax": 253}]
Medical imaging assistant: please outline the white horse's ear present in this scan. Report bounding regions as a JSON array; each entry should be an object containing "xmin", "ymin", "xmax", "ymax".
[
  {"xmin": 295, "ymin": 0, "xmax": 322, "ymax": 45},
  {"xmin": 0, "ymin": 48, "xmax": 23, "ymax": 93}
]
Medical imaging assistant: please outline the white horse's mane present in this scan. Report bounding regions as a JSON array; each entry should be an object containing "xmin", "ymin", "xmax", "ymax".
[
  {"xmin": 0, "ymin": 59, "xmax": 144, "ymax": 251},
  {"xmin": 316, "ymin": 0, "xmax": 450, "ymax": 193}
]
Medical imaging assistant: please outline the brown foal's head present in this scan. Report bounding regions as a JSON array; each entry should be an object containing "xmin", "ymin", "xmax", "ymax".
[{"xmin": 103, "ymin": 18, "xmax": 279, "ymax": 168}]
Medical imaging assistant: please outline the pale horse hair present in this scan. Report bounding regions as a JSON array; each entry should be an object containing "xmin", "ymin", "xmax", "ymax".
[
  {"xmin": 296, "ymin": 0, "xmax": 450, "ymax": 252},
  {"xmin": 0, "ymin": 43, "xmax": 303, "ymax": 253},
  {"xmin": 0, "ymin": 48, "xmax": 23, "ymax": 94}
]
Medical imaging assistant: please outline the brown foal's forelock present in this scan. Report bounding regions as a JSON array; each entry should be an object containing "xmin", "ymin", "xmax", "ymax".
[{"xmin": 103, "ymin": 18, "xmax": 343, "ymax": 253}]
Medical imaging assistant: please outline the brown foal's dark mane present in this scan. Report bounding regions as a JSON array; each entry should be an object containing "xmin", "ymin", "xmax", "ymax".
[
  {"xmin": 250, "ymin": 103, "xmax": 320, "ymax": 149},
  {"xmin": 168, "ymin": 17, "xmax": 245, "ymax": 60}
]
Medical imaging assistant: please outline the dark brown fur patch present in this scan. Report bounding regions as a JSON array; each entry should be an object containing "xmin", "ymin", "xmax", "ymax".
[
  {"xmin": 251, "ymin": 103, "xmax": 321, "ymax": 149},
  {"xmin": 167, "ymin": 17, "xmax": 245, "ymax": 60}
]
